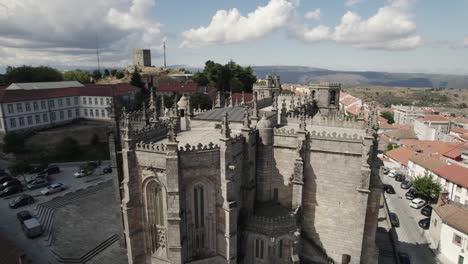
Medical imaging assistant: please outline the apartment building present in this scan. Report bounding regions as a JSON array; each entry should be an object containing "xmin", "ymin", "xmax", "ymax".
[{"xmin": 0, "ymin": 81, "xmax": 139, "ymax": 134}]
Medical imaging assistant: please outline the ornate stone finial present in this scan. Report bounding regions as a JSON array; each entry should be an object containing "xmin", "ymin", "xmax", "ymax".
[
  {"xmin": 229, "ymin": 92, "xmax": 233, "ymax": 107},
  {"xmin": 357, "ymin": 106, "xmax": 365, "ymax": 121},
  {"xmin": 160, "ymin": 96, "xmax": 165, "ymax": 117},
  {"xmin": 252, "ymin": 93, "xmax": 259, "ymax": 119},
  {"xmin": 290, "ymin": 96, "xmax": 294, "ymax": 110},
  {"xmin": 241, "ymin": 91, "xmax": 245, "ymax": 105},
  {"xmin": 187, "ymin": 95, "xmax": 193, "ymax": 116},
  {"xmin": 242, "ymin": 105, "xmax": 251, "ymax": 129},
  {"xmin": 167, "ymin": 119, "xmax": 177, "ymax": 142},
  {"xmin": 272, "ymin": 92, "xmax": 278, "ymax": 110},
  {"xmin": 122, "ymin": 111, "xmax": 133, "ymax": 139},
  {"xmin": 367, "ymin": 101, "xmax": 379, "ymax": 137},
  {"xmin": 235, "ymin": 97, "xmax": 238, "ymax": 107},
  {"xmin": 221, "ymin": 112, "xmax": 231, "ymax": 138},
  {"xmin": 173, "ymin": 95, "xmax": 179, "ymax": 116},
  {"xmin": 299, "ymin": 115, "xmax": 307, "ymax": 131},
  {"xmin": 281, "ymin": 98, "xmax": 287, "ymax": 113},
  {"xmin": 215, "ymin": 91, "xmax": 222, "ymax": 108},
  {"xmin": 149, "ymin": 86, "xmax": 156, "ymax": 111}
]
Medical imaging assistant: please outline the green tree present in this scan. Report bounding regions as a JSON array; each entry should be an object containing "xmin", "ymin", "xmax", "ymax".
[
  {"xmin": 5, "ymin": 65, "xmax": 63, "ymax": 83},
  {"xmin": 3, "ymin": 133, "xmax": 25, "ymax": 154},
  {"xmin": 8, "ymin": 159, "xmax": 31, "ymax": 184},
  {"xmin": 190, "ymin": 92, "xmax": 212, "ymax": 110},
  {"xmin": 116, "ymin": 71, "xmax": 125, "ymax": 79},
  {"xmin": 459, "ymin": 102, "xmax": 467, "ymax": 108},
  {"xmin": 110, "ymin": 69, "xmax": 118, "ymax": 77},
  {"xmin": 104, "ymin": 69, "xmax": 110, "ymax": 77},
  {"xmin": 90, "ymin": 133, "xmax": 100, "ymax": 146},
  {"xmin": 412, "ymin": 175, "xmax": 442, "ymax": 201},
  {"xmin": 130, "ymin": 70, "xmax": 144, "ymax": 88},
  {"xmin": 63, "ymin": 69, "xmax": 91, "ymax": 84},
  {"xmin": 193, "ymin": 72, "xmax": 209, "ymax": 86},
  {"xmin": 380, "ymin": 111, "xmax": 395, "ymax": 124},
  {"xmin": 281, "ymin": 90, "xmax": 294, "ymax": 95},
  {"xmin": 56, "ymin": 137, "xmax": 81, "ymax": 160},
  {"xmin": 92, "ymin": 70, "xmax": 102, "ymax": 81}
]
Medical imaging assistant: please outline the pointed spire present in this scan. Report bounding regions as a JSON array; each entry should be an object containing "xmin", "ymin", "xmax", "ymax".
[
  {"xmin": 160, "ymin": 95, "xmax": 165, "ymax": 117},
  {"xmin": 229, "ymin": 92, "xmax": 233, "ymax": 107},
  {"xmin": 290, "ymin": 96, "xmax": 294, "ymax": 110},
  {"xmin": 235, "ymin": 97, "xmax": 238, "ymax": 107},
  {"xmin": 215, "ymin": 91, "xmax": 222, "ymax": 108},
  {"xmin": 221, "ymin": 112, "xmax": 231, "ymax": 138},
  {"xmin": 122, "ymin": 110, "xmax": 133, "ymax": 140},
  {"xmin": 149, "ymin": 86, "xmax": 156, "ymax": 111},
  {"xmin": 299, "ymin": 115, "xmax": 307, "ymax": 131},
  {"xmin": 242, "ymin": 105, "xmax": 251, "ymax": 129},
  {"xmin": 241, "ymin": 91, "xmax": 245, "ymax": 105},
  {"xmin": 252, "ymin": 93, "xmax": 259, "ymax": 119},
  {"xmin": 272, "ymin": 92, "xmax": 278, "ymax": 110}
]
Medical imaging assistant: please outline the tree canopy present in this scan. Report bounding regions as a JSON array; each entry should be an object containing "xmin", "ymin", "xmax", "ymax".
[
  {"xmin": 92, "ymin": 70, "xmax": 102, "ymax": 81},
  {"xmin": 193, "ymin": 60, "xmax": 257, "ymax": 93},
  {"xmin": 4, "ymin": 65, "xmax": 63, "ymax": 84},
  {"xmin": 63, "ymin": 70, "xmax": 91, "ymax": 84},
  {"xmin": 190, "ymin": 92, "xmax": 212, "ymax": 110},
  {"xmin": 380, "ymin": 111, "xmax": 395, "ymax": 124},
  {"xmin": 3, "ymin": 133, "xmax": 25, "ymax": 154},
  {"xmin": 412, "ymin": 175, "xmax": 442, "ymax": 200}
]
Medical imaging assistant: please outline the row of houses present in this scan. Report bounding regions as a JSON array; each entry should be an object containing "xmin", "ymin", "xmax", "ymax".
[{"xmin": 0, "ymin": 81, "xmax": 139, "ymax": 134}]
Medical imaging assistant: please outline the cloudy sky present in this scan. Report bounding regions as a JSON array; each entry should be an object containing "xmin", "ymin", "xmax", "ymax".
[{"xmin": 0, "ymin": 0, "xmax": 467, "ymax": 74}]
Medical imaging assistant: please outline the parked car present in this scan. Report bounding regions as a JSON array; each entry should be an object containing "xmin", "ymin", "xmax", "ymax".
[
  {"xmin": 0, "ymin": 176, "xmax": 13, "ymax": 185},
  {"xmin": 41, "ymin": 183, "xmax": 66, "ymax": 195},
  {"xmin": 0, "ymin": 179, "xmax": 21, "ymax": 191},
  {"xmin": 74, "ymin": 169, "xmax": 93, "ymax": 178},
  {"xmin": 418, "ymin": 218, "xmax": 430, "ymax": 229},
  {"xmin": 17, "ymin": 211, "xmax": 33, "ymax": 224},
  {"xmin": 409, "ymin": 198, "xmax": 426, "ymax": 209},
  {"xmin": 395, "ymin": 173, "xmax": 406, "ymax": 182},
  {"xmin": 102, "ymin": 166, "xmax": 112, "ymax": 174},
  {"xmin": 389, "ymin": 212, "xmax": 400, "ymax": 227},
  {"xmin": 22, "ymin": 217, "xmax": 43, "ymax": 238},
  {"xmin": 421, "ymin": 205, "xmax": 432, "ymax": 217},
  {"xmin": 0, "ymin": 185, "xmax": 23, "ymax": 197},
  {"xmin": 35, "ymin": 171, "xmax": 48, "ymax": 178},
  {"xmin": 382, "ymin": 167, "xmax": 389, "ymax": 174},
  {"xmin": 388, "ymin": 171, "xmax": 396, "ymax": 178},
  {"xmin": 43, "ymin": 165, "xmax": 60, "ymax": 175},
  {"xmin": 405, "ymin": 188, "xmax": 417, "ymax": 200},
  {"xmin": 26, "ymin": 178, "xmax": 49, "ymax": 190},
  {"xmin": 383, "ymin": 184, "xmax": 395, "ymax": 194},
  {"xmin": 9, "ymin": 194, "xmax": 35, "ymax": 209},
  {"xmin": 398, "ymin": 252, "xmax": 411, "ymax": 264},
  {"xmin": 29, "ymin": 165, "xmax": 47, "ymax": 174},
  {"xmin": 400, "ymin": 180, "xmax": 412, "ymax": 189}
]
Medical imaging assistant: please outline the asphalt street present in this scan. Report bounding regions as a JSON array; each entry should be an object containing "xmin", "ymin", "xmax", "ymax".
[
  {"xmin": 381, "ymin": 172, "xmax": 439, "ymax": 264},
  {"xmin": 0, "ymin": 162, "xmax": 112, "ymax": 263}
]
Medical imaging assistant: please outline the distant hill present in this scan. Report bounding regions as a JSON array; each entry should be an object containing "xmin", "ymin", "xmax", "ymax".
[{"xmin": 251, "ymin": 66, "xmax": 468, "ymax": 89}]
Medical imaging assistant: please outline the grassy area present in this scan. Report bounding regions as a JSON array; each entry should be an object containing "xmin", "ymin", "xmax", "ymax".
[{"xmin": 9, "ymin": 120, "xmax": 113, "ymax": 163}]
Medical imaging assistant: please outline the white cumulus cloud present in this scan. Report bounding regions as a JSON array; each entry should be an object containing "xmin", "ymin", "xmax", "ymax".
[
  {"xmin": 345, "ymin": 0, "xmax": 363, "ymax": 7},
  {"xmin": 180, "ymin": 0, "xmax": 297, "ymax": 47},
  {"xmin": 292, "ymin": 0, "xmax": 422, "ymax": 50},
  {"xmin": 0, "ymin": 0, "xmax": 163, "ymax": 68},
  {"xmin": 304, "ymin": 8, "xmax": 321, "ymax": 21}
]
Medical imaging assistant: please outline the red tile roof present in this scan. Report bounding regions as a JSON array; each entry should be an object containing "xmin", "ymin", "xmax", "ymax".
[
  {"xmin": 417, "ymin": 115, "xmax": 450, "ymax": 122},
  {"xmin": 443, "ymin": 148, "xmax": 463, "ymax": 159},
  {"xmin": 339, "ymin": 91, "xmax": 349, "ymax": 99},
  {"xmin": 0, "ymin": 83, "xmax": 139, "ymax": 103},
  {"xmin": 451, "ymin": 127, "xmax": 468, "ymax": 135},
  {"xmin": 379, "ymin": 123, "xmax": 409, "ymax": 130},
  {"xmin": 434, "ymin": 203, "xmax": 468, "ymax": 234},
  {"xmin": 231, "ymin": 93, "xmax": 253, "ymax": 104},
  {"xmin": 385, "ymin": 147, "xmax": 414, "ymax": 166},
  {"xmin": 452, "ymin": 117, "xmax": 468, "ymax": 124},
  {"xmin": 409, "ymin": 155, "xmax": 447, "ymax": 171},
  {"xmin": 157, "ymin": 82, "xmax": 198, "ymax": 93},
  {"xmin": 340, "ymin": 96, "xmax": 360, "ymax": 107},
  {"xmin": 433, "ymin": 164, "xmax": 468, "ymax": 188}
]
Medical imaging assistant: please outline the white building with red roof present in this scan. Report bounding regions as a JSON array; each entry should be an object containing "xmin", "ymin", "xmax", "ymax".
[
  {"xmin": 0, "ymin": 81, "xmax": 139, "ymax": 134},
  {"xmin": 414, "ymin": 115, "xmax": 451, "ymax": 141}
]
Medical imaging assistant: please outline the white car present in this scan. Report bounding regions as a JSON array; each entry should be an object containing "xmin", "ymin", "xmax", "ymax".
[
  {"xmin": 41, "ymin": 183, "xmax": 66, "ymax": 195},
  {"xmin": 409, "ymin": 198, "xmax": 426, "ymax": 209},
  {"xmin": 388, "ymin": 171, "xmax": 396, "ymax": 178}
]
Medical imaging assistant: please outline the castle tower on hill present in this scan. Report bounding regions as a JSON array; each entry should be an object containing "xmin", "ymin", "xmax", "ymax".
[
  {"xmin": 109, "ymin": 77, "xmax": 382, "ymax": 264},
  {"xmin": 133, "ymin": 49, "xmax": 151, "ymax": 67}
]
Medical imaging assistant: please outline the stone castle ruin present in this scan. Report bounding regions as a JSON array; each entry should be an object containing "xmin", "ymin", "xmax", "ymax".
[
  {"xmin": 109, "ymin": 76, "xmax": 382, "ymax": 264},
  {"xmin": 133, "ymin": 49, "xmax": 152, "ymax": 67}
]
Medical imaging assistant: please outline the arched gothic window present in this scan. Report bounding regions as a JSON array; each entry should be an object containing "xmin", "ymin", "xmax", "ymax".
[
  {"xmin": 329, "ymin": 90, "xmax": 336, "ymax": 105},
  {"xmin": 146, "ymin": 181, "xmax": 165, "ymax": 254},
  {"xmin": 193, "ymin": 185, "xmax": 206, "ymax": 251}
]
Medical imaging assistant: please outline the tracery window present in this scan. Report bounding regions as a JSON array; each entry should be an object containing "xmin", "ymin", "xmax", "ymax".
[{"xmin": 146, "ymin": 181, "xmax": 165, "ymax": 254}]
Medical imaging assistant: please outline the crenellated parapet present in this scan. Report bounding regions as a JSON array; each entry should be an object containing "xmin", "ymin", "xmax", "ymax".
[
  {"xmin": 132, "ymin": 120, "xmax": 170, "ymax": 142},
  {"xmin": 309, "ymin": 130, "xmax": 363, "ymax": 141},
  {"xmin": 178, "ymin": 142, "xmax": 220, "ymax": 152},
  {"xmin": 274, "ymin": 127, "xmax": 297, "ymax": 136},
  {"xmin": 135, "ymin": 141, "xmax": 167, "ymax": 153},
  {"xmin": 286, "ymin": 113, "xmax": 365, "ymax": 129},
  {"xmin": 245, "ymin": 212, "xmax": 297, "ymax": 236}
]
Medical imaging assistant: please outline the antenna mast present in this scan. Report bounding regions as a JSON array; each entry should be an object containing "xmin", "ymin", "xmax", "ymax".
[
  {"xmin": 163, "ymin": 41, "xmax": 167, "ymax": 69},
  {"xmin": 96, "ymin": 34, "xmax": 101, "ymax": 73}
]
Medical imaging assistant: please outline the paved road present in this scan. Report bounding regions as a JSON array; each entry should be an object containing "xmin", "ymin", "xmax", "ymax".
[
  {"xmin": 381, "ymin": 172, "xmax": 439, "ymax": 264},
  {"xmin": 0, "ymin": 162, "xmax": 113, "ymax": 263}
]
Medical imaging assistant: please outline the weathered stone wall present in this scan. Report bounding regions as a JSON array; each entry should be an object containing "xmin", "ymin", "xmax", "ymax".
[{"xmin": 302, "ymin": 136, "xmax": 369, "ymax": 263}]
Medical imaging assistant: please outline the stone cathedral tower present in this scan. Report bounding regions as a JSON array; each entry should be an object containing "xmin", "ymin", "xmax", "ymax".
[{"xmin": 109, "ymin": 79, "xmax": 382, "ymax": 264}]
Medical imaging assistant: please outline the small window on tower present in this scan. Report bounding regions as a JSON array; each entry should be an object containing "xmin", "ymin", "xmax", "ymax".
[{"xmin": 329, "ymin": 90, "xmax": 336, "ymax": 105}]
